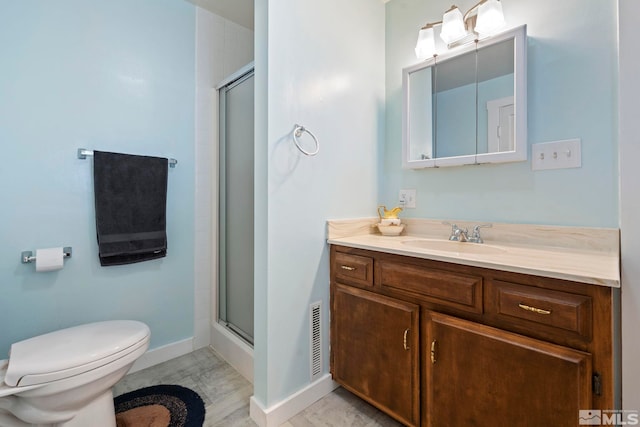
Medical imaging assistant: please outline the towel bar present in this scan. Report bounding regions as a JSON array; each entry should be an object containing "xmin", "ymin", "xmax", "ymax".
[{"xmin": 77, "ymin": 148, "xmax": 178, "ymax": 168}]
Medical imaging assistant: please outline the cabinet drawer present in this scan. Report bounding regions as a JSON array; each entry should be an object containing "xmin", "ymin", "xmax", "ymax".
[
  {"xmin": 487, "ymin": 280, "xmax": 592, "ymax": 339},
  {"xmin": 378, "ymin": 261, "xmax": 483, "ymax": 313},
  {"xmin": 334, "ymin": 252, "xmax": 374, "ymax": 287}
]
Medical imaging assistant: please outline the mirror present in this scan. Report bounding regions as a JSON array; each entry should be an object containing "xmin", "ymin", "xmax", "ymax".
[{"xmin": 402, "ymin": 25, "xmax": 526, "ymax": 168}]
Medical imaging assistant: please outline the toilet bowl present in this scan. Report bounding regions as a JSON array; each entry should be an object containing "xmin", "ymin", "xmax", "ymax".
[{"xmin": 0, "ymin": 320, "xmax": 150, "ymax": 427}]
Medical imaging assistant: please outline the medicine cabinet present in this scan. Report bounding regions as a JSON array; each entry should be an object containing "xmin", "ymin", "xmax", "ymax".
[{"xmin": 402, "ymin": 25, "xmax": 527, "ymax": 168}]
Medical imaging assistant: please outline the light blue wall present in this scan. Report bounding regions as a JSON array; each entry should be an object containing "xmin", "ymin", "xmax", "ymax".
[
  {"xmin": 254, "ymin": 0, "xmax": 385, "ymax": 408},
  {"xmin": 0, "ymin": 0, "xmax": 195, "ymax": 356},
  {"xmin": 384, "ymin": 0, "xmax": 618, "ymax": 227}
]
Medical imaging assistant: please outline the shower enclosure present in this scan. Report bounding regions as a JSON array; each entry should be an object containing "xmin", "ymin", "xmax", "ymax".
[{"xmin": 217, "ymin": 64, "xmax": 254, "ymax": 345}]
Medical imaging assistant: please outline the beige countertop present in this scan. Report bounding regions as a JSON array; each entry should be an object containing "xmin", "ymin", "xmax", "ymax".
[{"xmin": 327, "ymin": 218, "xmax": 620, "ymax": 288}]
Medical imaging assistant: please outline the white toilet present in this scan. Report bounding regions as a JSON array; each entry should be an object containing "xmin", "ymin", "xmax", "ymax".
[{"xmin": 0, "ymin": 320, "xmax": 150, "ymax": 427}]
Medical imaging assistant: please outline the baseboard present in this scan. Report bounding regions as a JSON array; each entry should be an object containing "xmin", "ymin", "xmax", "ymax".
[
  {"xmin": 249, "ymin": 374, "xmax": 339, "ymax": 427},
  {"xmin": 211, "ymin": 322, "xmax": 254, "ymax": 382},
  {"xmin": 128, "ymin": 337, "xmax": 194, "ymax": 373}
]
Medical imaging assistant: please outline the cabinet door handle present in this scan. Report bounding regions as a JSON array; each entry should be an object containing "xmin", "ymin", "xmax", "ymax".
[
  {"xmin": 518, "ymin": 303, "xmax": 552, "ymax": 315},
  {"xmin": 340, "ymin": 265, "xmax": 356, "ymax": 271},
  {"xmin": 430, "ymin": 340, "xmax": 437, "ymax": 364},
  {"xmin": 403, "ymin": 329, "xmax": 410, "ymax": 350}
]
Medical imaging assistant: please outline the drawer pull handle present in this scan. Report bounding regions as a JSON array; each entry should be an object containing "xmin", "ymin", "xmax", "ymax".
[
  {"xmin": 518, "ymin": 303, "xmax": 552, "ymax": 315},
  {"xmin": 430, "ymin": 340, "xmax": 437, "ymax": 364},
  {"xmin": 403, "ymin": 329, "xmax": 410, "ymax": 350},
  {"xmin": 340, "ymin": 265, "xmax": 356, "ymax": 271}
]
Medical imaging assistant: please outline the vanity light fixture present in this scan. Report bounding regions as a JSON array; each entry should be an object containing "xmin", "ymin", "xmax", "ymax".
[{"xmin": 414, "ymin": 0, "xmax": 506, "ymax": 59}]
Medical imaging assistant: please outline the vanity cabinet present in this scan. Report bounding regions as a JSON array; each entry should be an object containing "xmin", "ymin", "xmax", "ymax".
[
  {"xmin": 329, "ymin": 245, "xmax": 615, "ymax": 427},
  {"xmin": 332, "ymin": 284, "xmax": 420, "ymax": 426},
  {"xmin": 331, "ymin": 251, "xmax": 420, "ymax": 426},
  {"xmin": 425, "ymin": 311, "xmax": 591, "ymax": 426}
]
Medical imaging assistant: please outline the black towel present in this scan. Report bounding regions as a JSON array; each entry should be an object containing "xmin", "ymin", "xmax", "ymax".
[{"xmin": 93, "ymin": 150, "xmax": 168, "ymax": 266}]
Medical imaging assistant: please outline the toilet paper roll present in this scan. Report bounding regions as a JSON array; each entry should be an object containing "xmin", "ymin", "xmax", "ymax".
[{"xmin": 35, "ymin": 247, "xmax": 64, "ymax": 272}]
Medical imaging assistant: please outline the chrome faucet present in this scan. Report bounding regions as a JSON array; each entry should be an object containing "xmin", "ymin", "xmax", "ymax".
[
  {"xmin": 446, "ymin": 223, "xmax": 469, "ymax": 242},
  {"xmin": 445, "ymin": 222, "xmax": 492, "ymax": 243},
  {"xmin": 467, "ymin": 224, "xmax": 492, "ymax": 243}
]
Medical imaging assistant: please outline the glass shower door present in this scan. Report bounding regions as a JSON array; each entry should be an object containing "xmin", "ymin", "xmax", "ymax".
[{"xmin": 218, "ymin": 67, "xmax": 254, "ymax": 345}]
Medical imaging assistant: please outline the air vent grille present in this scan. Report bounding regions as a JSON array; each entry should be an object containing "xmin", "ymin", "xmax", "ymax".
[{"xmin": 310, "ymin": 301, "xmax": 322, "ymax": 381}]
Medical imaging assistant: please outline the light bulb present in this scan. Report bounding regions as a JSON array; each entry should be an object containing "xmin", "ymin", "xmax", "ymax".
[
  {"xmin": 475, "ymin": 0, "xmax": 506, "ymax": 36},
  {"xmin": 415, "ymin": 27, "xmax": 436, "ymax": 59},
  {"xmin": 440, "ymin": 6, "xmax": 467, "ymax": 45}
]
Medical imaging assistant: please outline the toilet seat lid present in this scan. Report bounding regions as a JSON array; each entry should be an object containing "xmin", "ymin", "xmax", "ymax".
[{"xmin": 4, "ymin": 320, "xmax": 150, "ymax": 387}]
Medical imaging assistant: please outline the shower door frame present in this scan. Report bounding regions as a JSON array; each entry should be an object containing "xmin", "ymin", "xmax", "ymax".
[{"xmin": 217, "ymin": 63, "xmax": 255, "ymax": 346}]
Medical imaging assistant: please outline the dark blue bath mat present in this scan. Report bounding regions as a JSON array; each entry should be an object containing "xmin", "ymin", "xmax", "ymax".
[{"xmin": 114, "ymin": 384, "xmax": 205, "ymax": 427}]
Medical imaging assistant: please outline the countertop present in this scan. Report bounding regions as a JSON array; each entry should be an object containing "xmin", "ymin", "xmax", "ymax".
[{"xmin": 327, "ymin": 218, "xmax": 620, "ymax": 288}]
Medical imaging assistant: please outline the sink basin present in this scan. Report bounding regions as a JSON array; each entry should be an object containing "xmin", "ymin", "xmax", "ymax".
[{"xmin": 401, "ymin": 239, "xmax": 507, "ymax": 255}]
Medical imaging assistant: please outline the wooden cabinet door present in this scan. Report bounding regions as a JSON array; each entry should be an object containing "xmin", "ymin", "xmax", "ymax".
[
  {"xmin": 332, "ymin": 283, "xmax": 420, "ymax": 426},
  {"xmin": 424, "ymin": 311, "xmax": 592, "ymax": 427}
]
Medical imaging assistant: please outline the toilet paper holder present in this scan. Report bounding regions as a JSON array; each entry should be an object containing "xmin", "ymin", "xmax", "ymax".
[{"xmin": 21, "ymin": 247, "xmax": 73, "ymax": 264}]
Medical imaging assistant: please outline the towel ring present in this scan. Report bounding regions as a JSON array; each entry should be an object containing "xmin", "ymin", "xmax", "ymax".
[{"xmin": 293, "ymin": 124, "xmax": 319, "ymax": 156}]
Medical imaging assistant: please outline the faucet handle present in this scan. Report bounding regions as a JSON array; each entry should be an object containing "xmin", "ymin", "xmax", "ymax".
[
  {"xmin": 442, "ymin": 221, "xmax": 457, "ymax": 232},
  {"xmin": 470, "ymin": 223, "xmax": 492, "ymax": 243},
  {"xmin": 472, "ymin": 223, "xmax": 492, "ymax": 232},
  {"xmin": 442, "ymin": 221, "xmax": 460, "ymax": 230}
]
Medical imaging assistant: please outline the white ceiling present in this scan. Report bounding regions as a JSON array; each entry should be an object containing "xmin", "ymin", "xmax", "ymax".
[
  {"xmin": 186, "ymin": 0, "xmax": 254, "ymax": 30},
  {"xmin": 186, "ymin": 0, "xmax": 391, "ymax": 30}
]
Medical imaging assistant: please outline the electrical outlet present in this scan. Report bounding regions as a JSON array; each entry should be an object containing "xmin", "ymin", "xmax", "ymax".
[
  {"xmin": 399, "ymin": 189, "xmax": 416, "ymax": 208},
  {"xmin": 531, "ymin": 139, "xmax": 582, "ymax": 171}
]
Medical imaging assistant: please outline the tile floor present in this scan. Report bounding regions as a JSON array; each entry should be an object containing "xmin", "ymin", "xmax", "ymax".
[{"xmin": 113, "ymin": 347, "xmax": 402, "ymax": 426}]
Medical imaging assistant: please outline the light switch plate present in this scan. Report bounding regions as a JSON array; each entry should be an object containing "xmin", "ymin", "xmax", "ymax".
[{"xmin": 531, "ymin": 139, "xmax": 582, "ymax": 171}]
